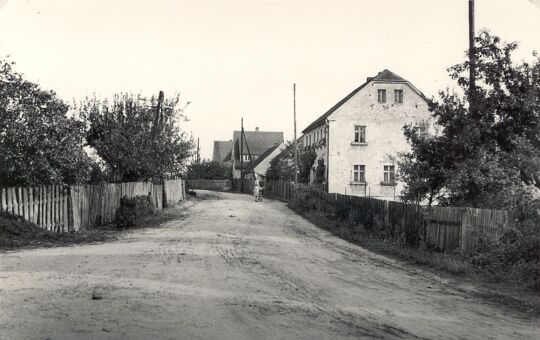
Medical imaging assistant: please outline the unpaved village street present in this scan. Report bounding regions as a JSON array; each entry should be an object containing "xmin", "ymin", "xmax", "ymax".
[{"xmin": 1, "ymin": 191, "xmax": 538, "ymax": 340}]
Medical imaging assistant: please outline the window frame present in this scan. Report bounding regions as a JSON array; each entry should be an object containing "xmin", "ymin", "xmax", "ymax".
[
  {"xmin": 354, "ymin": 125, "xmax": 366, "ymax": 143},
  {"xmin": 382, "ymin": 164, "xmax": 396, "ymax": 185},
  {"xmin": 353, "ymin": 164, "xmax": 366, "ymax": 183},
  {"xmin": 394, "ymin": 89, "xmax": 403, "ymax": 104},
  {"xmin": 377, "ymin": 89, "xmax": 386, "ymax": 103}
]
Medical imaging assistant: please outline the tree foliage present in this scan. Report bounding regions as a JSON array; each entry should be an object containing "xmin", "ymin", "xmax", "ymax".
[
  {"xmin": 314, "ymin": 158, "xmax": 326, "ymax": 184},
  {"xmin": 187, "ymin": 160, "xmax": 231, "ymax": 180},
  {"xmin": 397, "ymin": 31, "xmax": 540, "ymax": 208},
  {"xmin": 0, "ymin": 58, "xmax": 92, "ymax": 186},
  {"xmin": 78, "ymin": 93, "xmax": 194, "ymax": 182},
  {"xmin": 266, "ymin": 142, "xmax": 316, "ymax": 183}
]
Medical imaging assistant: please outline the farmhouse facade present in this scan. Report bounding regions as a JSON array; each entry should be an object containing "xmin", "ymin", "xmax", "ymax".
[{"xmin": 302, "ymin": 69, "xmax": 433, "ymax": 200}]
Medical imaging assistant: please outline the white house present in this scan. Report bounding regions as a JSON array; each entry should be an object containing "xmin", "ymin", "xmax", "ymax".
[
  {"xmin": 302, "ymin": 69, "xmax": 433, "ymax": 200},
  {"xmin": 252, "ymin": 142, "xmax": 287, "ymax": 181}
]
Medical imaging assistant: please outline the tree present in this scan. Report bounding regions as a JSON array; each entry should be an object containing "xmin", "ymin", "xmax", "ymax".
[
  {"xmin": 187, "ymin": 160, "xmax": 231, "ymax": 180},
  {"xmin": 397, "ymin": 31, "xmax": 540, "ymax": 208},
  {"xmin": 0, "ymin": 58, "xmax": 92, "ymax": 186},
  {"xmin": 78, "ymin": 93, "xmax": 194, "ymax": 182},
  {"xmin": 266, "ymin": 142, "xmax": 316, "ymax": 183},
  {"xmin": 314, "ymin": 158, "xmax": 326, "ymax": 184}
]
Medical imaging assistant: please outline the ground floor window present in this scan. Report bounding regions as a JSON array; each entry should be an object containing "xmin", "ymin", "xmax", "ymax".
[
  {"xmin": 353, "ymin": 165, "xmax": 365, "ymax": 183},
  {"xmin": 383, "ymin": 165, "xmax": 395, "ymax": 183}
]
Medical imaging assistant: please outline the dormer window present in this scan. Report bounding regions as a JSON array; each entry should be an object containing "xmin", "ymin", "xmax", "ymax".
[
  {"xmin": 394, "ymin": 90, "xmax": 403, "ymax": 103},
  {"xmin": 377, "ymin": 89, "xmax": 386, "ymax": 103}
]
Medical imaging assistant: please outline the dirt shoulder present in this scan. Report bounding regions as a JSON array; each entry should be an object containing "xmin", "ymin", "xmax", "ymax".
[
  {"xmin": 0, "ymin": 200, "xmax": 193, "ymax": 252},
  {"xmin": 0, "ymin": 191, "xmax": 538, "ymax": 340}
]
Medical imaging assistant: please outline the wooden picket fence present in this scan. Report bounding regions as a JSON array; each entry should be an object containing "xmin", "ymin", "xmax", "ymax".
[
  {"xmin": 265, "ymin": 180, "xmax": 512, "ymax": 254},
  {"xmin": 164, "ymin": 178, "xmax": 186, "ymax": 207},
  {"xmin": 1, "ymin": 179, "xmax": 185, "ymax": 232},
  {"xmin": 1, "ymin": 186, "xmax": 70, "ymax": 232}
]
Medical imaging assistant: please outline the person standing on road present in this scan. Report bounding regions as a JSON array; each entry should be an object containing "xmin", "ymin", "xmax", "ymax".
[{"xmin": 253, "ymin": 178, "xmax": 262, "ymax": 202}]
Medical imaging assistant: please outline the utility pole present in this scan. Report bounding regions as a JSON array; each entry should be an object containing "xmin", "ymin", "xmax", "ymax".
[
  {"xmin": 469, "ymin": 0, "xmax": 476, "ymax": 115},
  {"xmin": 240, "ymin": 118, "xmax": 244, "ymax": 192},
  {"xmin": 196, "ymin": 137, "xmax": 200, "ymax": 179},
  {"xmin": 293, "ymin": 83, "xmax": 298, "ymax": 185},
  {"xmin": 197, "ymin": 138, "xmax": 200, "ymax": 163},
  {"xmin": 153, "ymin": 90, "xmax": 165, "ymax": 135}
]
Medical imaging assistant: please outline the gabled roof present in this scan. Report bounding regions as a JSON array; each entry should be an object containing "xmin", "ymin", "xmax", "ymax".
[
  {"xmin": 212, "ymin": 140, "xmax": 233, "ymax": 162},
  {"xmin": 232, "ymin": 130, "xmax": 284, "ymax": 160},
  {"xmin": 251, "ymin": 144, "xmax": 280, "ymax": 168},
  {"xmin": 302, "ymin": 69, "xmax": 415, "ymax": 133}
]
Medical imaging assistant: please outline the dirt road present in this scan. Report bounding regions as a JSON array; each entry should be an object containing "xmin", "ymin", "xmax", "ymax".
[{"xmin": 0, "ymin": 191, "xmax": 538, "ymax": 339}]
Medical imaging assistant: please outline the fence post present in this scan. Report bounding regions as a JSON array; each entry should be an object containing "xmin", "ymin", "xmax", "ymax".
[
  {"xmin": 1, "ymin": 188, "xmax": 6, "ymax": 212},
  {"xmin": 460, "ymin": 208, "xmax": 469, "ymax": 254}
]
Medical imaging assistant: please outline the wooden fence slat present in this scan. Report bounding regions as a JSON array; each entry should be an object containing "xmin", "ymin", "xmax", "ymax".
[
  {"xmin": 1, "ymin": 188, "xmax": 7, "ymax": 211},
  {"xmin": 55, "ymin": 185, "xmax": 60, "ymax": 232},
  {"xmin": 40, "ymin": 186, "xmax": 45, "ymax": 228},
  {"xmin": 48, "ymin": 186, "xmax": 53, "ymax": 231},
  {"xmin": 12, "ymin": 187, "xmax": 19, "ymax": 216},
  {"xmin": 28, "ymin": 187, "xmax": 34, "ymax": 224},
  {"xmin": 21, "ymin": 188, "xmax": 27, "ymax": 219}
]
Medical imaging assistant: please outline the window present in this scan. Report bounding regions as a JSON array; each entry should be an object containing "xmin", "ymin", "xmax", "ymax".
[
  {"xmin": 242, "ymin": 154, "xmax": 250, "ymax": 162},
  {"xmin": 414, "ymin": 121, "xmax": 428, "ymax": 135},
  {"xmin": 354, "ymin": 125, "xmax": 366, "ymax": 143},
  {"xmin": 353, "ymin": 165, "xmax": 365, "ymax": 183},
  {"xmin": 394, "ymin": 90, "xmax": 403, "ymax": 103},
  {"xmin": 377, "ymin": 89, "xmax": 386, "ymax": 103},
  {"xmin": 383, "ymin": 165, "xmax": 395, "ymax": 184}
]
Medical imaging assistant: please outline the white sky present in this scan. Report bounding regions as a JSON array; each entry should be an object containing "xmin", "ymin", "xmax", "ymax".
[{"xmin": 1, "ymin": 0, "xmax": 539, "ymax": 159}]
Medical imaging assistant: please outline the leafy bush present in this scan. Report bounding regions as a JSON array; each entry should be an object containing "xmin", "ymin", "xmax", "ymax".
[
  {"xmin": 266, "ymin": 142, "xmax": 316, "ymax": 183},
  {"xmin": 187, "ymin": 160, "xmax": 231, "ymax": 180},
  {"xmin": 471, "ymin": 193, "xmax": 540, "ymax": 290},
  {"xmin": 116, "ymin": 195, "xmax": 156, "ymax": 228}
]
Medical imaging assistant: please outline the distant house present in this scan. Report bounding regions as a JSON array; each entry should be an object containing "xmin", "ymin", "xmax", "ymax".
[
  {"xmin": 252, "ymin": 142, "xmax": 287, "ymax": 181},
  {"xmin": 230, "ymin": 128, "xmax": 284, "ymax": 179},
  {"xmin": 302, "ymin": 69, "xmax": 433, "ymax": 200},
  {"xmin": 212, "ymin": 140, "xmax": 233, "ymax": 163}
]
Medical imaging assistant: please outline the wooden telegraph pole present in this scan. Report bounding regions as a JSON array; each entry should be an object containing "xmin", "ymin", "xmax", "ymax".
[
  {"xmin": 469, "ymin": 0, "xmax": 476, "ymax": 115},
  {"xmin": 196, "ymin": 137, "xmax": 200, "ymax": 179},
  {"xmin": 240, "ymin": 118, "xmax": 244, "ymax": 191},
  {"xmin": 293, "ymin": 83, "xmax": 298, "ymax": 185}
]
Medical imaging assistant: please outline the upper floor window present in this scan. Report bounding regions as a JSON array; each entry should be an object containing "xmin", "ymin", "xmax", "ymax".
[
  {"xmin": 394, "ymin": 90, "xmax": 403, "ymax": 103},
  {"xmin": 242, "ymin": 154, "xmax": 251, "ymax": 162},
  {"xmin": 377, "ymin": 89, "xmax": 386, "ymax": 103},
  {"xmin": 383, "ymin": 165, "xmax": 395, "ymax": 183},
  {"xmin": 354, "ymin": 125, "xmax": 366, "ymax": 143},
  {"xmin": 353, "ymin": 165, "xmax": 366, "ymax": 183}
]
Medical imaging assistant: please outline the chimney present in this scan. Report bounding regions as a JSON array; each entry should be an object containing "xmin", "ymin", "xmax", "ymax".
[
  {"xmin": 367, "ymin": 77, "xmax": 374, "ymax": 82},
  {"xmin": 255, "ymin": 127, "xmax": 259, "ymax": 131}
]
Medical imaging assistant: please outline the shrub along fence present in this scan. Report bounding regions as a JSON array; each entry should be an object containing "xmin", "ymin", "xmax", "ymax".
[
  {"xmin": 1, "ymin": 179, "xmax": 186, "ymax": 232},
  {"xmin": 187, "ymin": 179, "xmax": 232, "ymax": 191},
  {"xmin": 265, "ymin": 180, "xmax": 511, "ymax": 254}
]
